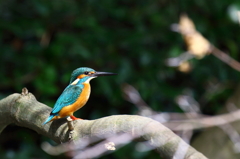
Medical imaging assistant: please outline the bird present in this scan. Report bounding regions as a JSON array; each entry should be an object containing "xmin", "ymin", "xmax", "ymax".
[{"xmin": 43, "ymin": 67, "xmax": 116, "ymax": 125}]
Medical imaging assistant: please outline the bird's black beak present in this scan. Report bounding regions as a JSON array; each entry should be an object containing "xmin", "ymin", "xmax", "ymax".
[{"xmin": 91, "ymin": 71, "xmax": 117, "ymax": 77}]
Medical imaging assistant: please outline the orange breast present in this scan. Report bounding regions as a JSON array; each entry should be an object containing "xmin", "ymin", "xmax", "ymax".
[{"xmin": 58, "ymin": 83, "xmax": 91, "ymax": 118}]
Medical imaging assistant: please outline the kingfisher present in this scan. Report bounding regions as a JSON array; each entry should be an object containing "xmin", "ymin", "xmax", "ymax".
[{"xmin": 43, "ymin": 67, "xmax": 116, "ymax": 125}]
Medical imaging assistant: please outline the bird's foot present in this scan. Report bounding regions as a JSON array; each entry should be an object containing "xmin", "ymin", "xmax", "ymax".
[
  {"xmin": 70, "ymin": 115, "xmax": 82, "ymax": 120},
  {"xmin": 66, "ymin": 116, "xmax": 74, "ymax": 140}
]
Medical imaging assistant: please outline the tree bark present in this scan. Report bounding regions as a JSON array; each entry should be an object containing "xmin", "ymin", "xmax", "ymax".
[{"xmin": 0, "ymin": 91, "xmax": 207, "ymax": 159}]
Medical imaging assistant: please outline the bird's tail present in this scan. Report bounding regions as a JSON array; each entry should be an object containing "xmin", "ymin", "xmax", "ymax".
[{"xmin": 43, "ymin": 114, "xmax": 56, "ymax": 125}]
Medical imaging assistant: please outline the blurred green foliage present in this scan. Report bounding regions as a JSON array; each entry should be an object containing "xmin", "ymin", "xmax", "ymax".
[{"xmin": 1, "ymin": 0, "xmax": 240, "ymax": 158}]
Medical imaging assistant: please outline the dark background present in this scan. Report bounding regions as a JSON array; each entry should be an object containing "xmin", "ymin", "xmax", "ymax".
[{"xmin": 1, "ymin": 0, "xmax": 240, "ymax": 158}]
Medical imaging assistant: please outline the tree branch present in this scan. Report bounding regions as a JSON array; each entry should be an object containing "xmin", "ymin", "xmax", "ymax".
[
  {"xmin": 0, "ymin": 91, "xmax": 207, "ymax": 159},
  {"xmin": 164, "ymin": 109, "xmax": 240, "ymax": 131}
]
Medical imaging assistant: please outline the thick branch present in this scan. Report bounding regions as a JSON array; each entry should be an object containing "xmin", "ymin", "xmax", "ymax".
[{"xmin": 0, "ymin": 92, "xmax": 207, "ymax": 159}]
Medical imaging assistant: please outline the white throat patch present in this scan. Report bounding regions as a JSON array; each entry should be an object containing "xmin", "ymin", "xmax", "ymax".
[
  {"xmin": 83, "ymin": 77, "xmax": 96, "ymax": 84},
  {"xmin": 70, "ymin": 77, "xmax": 96, "ymax": 85}
]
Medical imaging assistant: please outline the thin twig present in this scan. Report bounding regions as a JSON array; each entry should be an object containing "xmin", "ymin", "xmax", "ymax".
[
  {"xmin": 211, "ymin": 46, "xmax": 240, "ymax": 72},
  {"xmin": 164, "ymin": 109, "xmax": 240, "ymax": 131}
]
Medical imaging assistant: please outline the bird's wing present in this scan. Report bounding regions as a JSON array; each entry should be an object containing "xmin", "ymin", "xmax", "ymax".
[{"xmin": 51, "ymin": 84, "xmax": 83, "ymax": 114}]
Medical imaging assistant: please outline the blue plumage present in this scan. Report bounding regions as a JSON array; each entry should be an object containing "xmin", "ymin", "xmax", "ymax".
[
  {"xmin": 51, "ymin": 85, "xmax": 83, "ymax": 114},
  {"xmin": 43, "ymin": 114, "xmax": 55, "ymax": 125},
  {"xmin": 43, "ymin": 82, "xmax": 84, "ymax": 125},
  {"xmin": 70, "ymin": 67, "xmax": 95, "ymax": 84},
  {"xmin": 43, "ymin": 67, "xmax": 116, "ymax": 125}
]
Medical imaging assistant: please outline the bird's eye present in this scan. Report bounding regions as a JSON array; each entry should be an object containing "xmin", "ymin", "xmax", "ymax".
[{"xmin": 84, "ymin": 71, "xmax": 89, "ymax": 75}]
